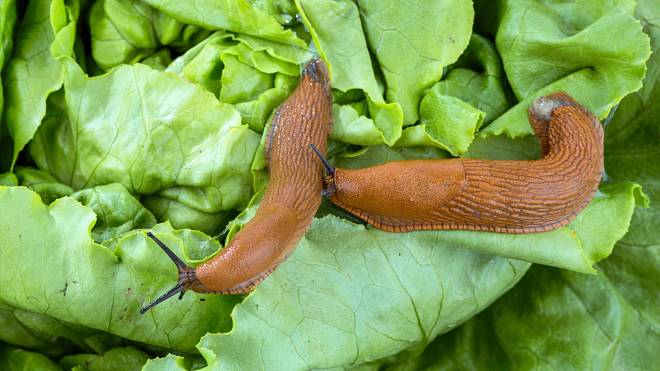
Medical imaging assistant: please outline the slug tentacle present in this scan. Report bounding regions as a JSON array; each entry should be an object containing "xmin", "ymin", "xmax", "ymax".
[
  {"xmin": 309, "ymin": 144, "xmax": 336, "ymax": 197},
  {"xmin": 140, "ymin": 232, "xmax": 203, "ymax": 313}
]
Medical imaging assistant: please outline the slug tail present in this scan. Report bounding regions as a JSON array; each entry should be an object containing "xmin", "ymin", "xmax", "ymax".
[
  {"xmin": 140, "ymin": 232, "xmax": 203, "ymax": 314},
  {"xmin": 529, "ymin": 92, "xmax": 581, "ymax": 156},
  {"xmin": 309, "ymin": 144, "xmax": 336, "ymax": 196}
]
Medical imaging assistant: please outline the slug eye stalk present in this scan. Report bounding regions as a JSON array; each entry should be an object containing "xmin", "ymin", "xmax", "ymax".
[
  {"xmin": 309, "ymin": 144, "xmax": 336, "ymax": 197},
  {"xmin": 140, "ymin": 232, "xmax": 201, "ymax": 314}
]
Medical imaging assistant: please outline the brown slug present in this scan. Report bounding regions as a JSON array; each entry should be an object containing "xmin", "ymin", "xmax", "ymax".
[
  {"xmin": 312, "ymin": 92, "xmax": 604, "ymax": 234},
  {"xmin": 141, "ymin": 59, "xmax": 332, "ymax": 313}
]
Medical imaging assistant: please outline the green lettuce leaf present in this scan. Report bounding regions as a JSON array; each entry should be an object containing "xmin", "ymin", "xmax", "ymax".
[
  {"xmin": 434, "ymin": 34, "xmax": 513, "ymax": 125},
  {"xmin": 71, "ymin": 183, "xmax": 157, "ymax": 243},
  {"xmin": 0, "ymin": 295, "xmax": 138, "ymax": 359},
  {"xmin": 143, "ymin": 353, "xmax": 206, "ymax": 371},
  {"xmin": 14, "ymin": 167, "xmax": 74, "ymax": 205},
  {"xmin": 605, "ymin": 0, "xmax": 660, "ymax": 246},
  {"xmin": 0, "ymin": 346, "xmax": 61, "ymax": 371},
  {"xmin": 394, "ymin": 33, "xmax": 512, "ymax": 154},
  {"xmin": 59, "ymin": 347, "xmax": 150, "ymax": 371},
  {"xmin": 89, "ymin": 0, "xmax": 210, "ymax": 71},
  {"xmin": 29, "ymin": 61, "xmax": 261, "ymax": 231},
  {"xmin": 386, "ymin": 245, "xmax": 658, "ymax": 371},
  {"xmin": 0, "ymin": 0, "xmax": 17, "ymax": 171},
  {"xmin": 166, "ymin": 31, "xmax": 300, "ymax": 133},
  {"xmin": 295, "ymin": 0, "xmax": 403, "ymax": 145},
  {"xmin": 0, "ymin": 186, "xmax": 242, "ymax": 352},
  {"xmin": 142, "ymin": 178, "xmax": 641, "ymax": 369},
  {"xmin": 142, "ymin": 215, "xmax": 530, "ymax": 370},
  {"xmin": 0, "ymin": 173, "xmax": 17, "ymax": 186},
  {"xmin": 140, "ymin": 49, "xmax": 173, "ymax": 70},
  {"xmin": 0, "ymin": 301, "xmax": 78, "ymax": 358},
  {"xmin": 357, "ymin": 0, "xmax": 474, "ymax": 124},
  {"xmin": 4, "ymin": 0, "xmax": 79, "ymax": 167},
  {"xmin": 0, "ymin": 0, "xmax": 654, "ymax": 368},
  {"xmin": 482, "ymin": 0, "xmax": 650, "ymax": 138},
  {"xmin": 141, "ymin": 0, "xmax": 307, "ymax": 48},
  {"xmin": 388, "ymin": 2, "xmax": 660, "ymax": 367},
  {"xmin": 142, "ymin": 191, "xmax": 234, "ymax": 236},
  {"xmin": 397, "ymin": 91, "xmax": 485, "ymax": 155}
]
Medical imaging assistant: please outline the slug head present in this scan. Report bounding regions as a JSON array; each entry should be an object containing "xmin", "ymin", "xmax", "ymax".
[
  {"xmin": 302, "ymin": 58, "xmax": 331, "ymax": 93},
  {"xmin": 140, "ymin": 232, "xmax": 204, "ymax": 314},
  {"xmin": 530, "ymin": 92, "xmax": 579, "ymax": 122}
]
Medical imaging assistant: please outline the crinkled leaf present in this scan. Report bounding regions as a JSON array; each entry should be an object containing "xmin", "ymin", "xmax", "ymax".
[
  {"xmin": 15, "ymin": 167, "xmax": 74, "ymax": 205},
  {"xmin": 4, "ymin": 0, "xmax": 78, "ymax": 167},
  {"xmin": 141, "ymin": 0, "xmax": 307, "ymax": 49},
  {"xmin": 0, "ymin": 0, "xmax": 17, "ymax": 171},
  {"xmin": 59, "ymin": 346, "xmax": 150, "ymax": 371},
  {"xmin": 0, "ymin": 301, "xmax": 77, "ymax": 358},
  {"xmin": 89, "ymin": 0, "xmax": 157, "ymax": 71},
  {"xmin": 605, "ymin": 0, "xmax": 660, "ymax": 245},
  {"xmin": 219, "ymin": 54, "xmax": 274, "ymax": 104},
  {"xmin": 165, "ymin": 32, "xmax": 236, "ymax": 96},
  {"xmin": 356, "ymin": 0, "xmax": 473, "ymax": 124},
  {"xmin": 29, "ymin": 61, "xmax": 261, "ymax": 227},
  {"xmin": 0, "ymin": 299, "xmax": 126, "ymax": 359},
  {"xmin": 90, "ymin": 0, "xmax": 210, "ymax": 71},
  {"xmin": 141, "ymin": 215, "xmax": 530, "ymax": 370},
  {"xmin": 0, "ymin": 187, "xmax": 239, "ymax": 352},
  {"xmin": 436, "ymin": 34, "xmax": 513, "ymax": 125},
  {"xmin": 387, "ymin": 243, "xmax": 658, "ymax": 371},
  {"xmin": 397, "ymin": 92, "xmax": 485, "ymax": 155},
  {"xmin": 149, "ymin": 176, "xmax": 642, "ymax": 369},
  {"xmin": 295, "ymin": 0, "xmax": 404, "ymax": 145},
  {"xmin": 140, "ymin": 49, "xmax": 173, "ymax": 70},
  {"xmin": 392, "ymin": 34, "xmax": 511, "ymax": 153},
  {"xmin": 482, "ymin": 0, "xmax": 650, "ymax": 138},
  {"xmin": 248, "ymin": 0, "xmax": 298, "ymax": 25},
  {"xmin": 167, "ymin": 32, "xmax": 299, "ymax": 133},
  {"xmin": 71, "ymin": 183, "xmax": 157, "ymax": 243},
  {"xmin": 143, "ymin": 353, "xmax": 207, "ymax": 371},
  {"xmin": 0, "ymin": 346, "xmax": 61, "ymax": 371},
  {"xmin": 391, "ymin": 2, "xmax": 660, "ymax": 367},
  {"xmin": 142, "ymin": 192, "xmax": 234, "ymax": 236},
  {"xmin": 0, "ymin": 173, "xmax": 17, "ymax": 186},
  {"xmin": 330, "ymin": 104, "xmax": 384, "ymax": 146}
]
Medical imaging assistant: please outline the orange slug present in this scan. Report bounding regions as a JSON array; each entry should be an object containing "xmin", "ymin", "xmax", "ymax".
[
  {"xmin": 312, "ymin": 92, "xmax": 604, "ymax": 234},
  {"xmin": 141, "ymin": 59, "xmax": 332, "ymax": 313}
]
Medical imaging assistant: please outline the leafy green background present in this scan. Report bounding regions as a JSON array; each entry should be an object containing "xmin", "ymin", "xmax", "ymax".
[{"xmin": 0, "ymin": 0, "xmax": 657, "ymax": 370}]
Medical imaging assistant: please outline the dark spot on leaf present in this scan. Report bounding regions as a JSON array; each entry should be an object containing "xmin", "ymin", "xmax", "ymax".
[
  {"xmin": 18, "ymin": 234, "xmax": 22, "ymax": 241},
  {"xmin": 59, "ymin": 282, "xmax": 68, "ymax": 296},
  {"xmin": 199, "ymin": 298, "xmax": 205, "ymax": 302}
]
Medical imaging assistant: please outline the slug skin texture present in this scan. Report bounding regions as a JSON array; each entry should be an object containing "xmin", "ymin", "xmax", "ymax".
[
  {"xmin": 328, "ymin": 93, "xmax": 604, "ymax": 234},
  {"xmin": 196, "ymin": 59, "xmax": 333, "ymax": 292},
  {"xmin": 140, "ymin": 59, "xmax": 332, "ymax": 312}
]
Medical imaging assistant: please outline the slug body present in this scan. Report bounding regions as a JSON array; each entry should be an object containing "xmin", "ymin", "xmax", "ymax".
[
  {"xmin": 324, "ymin": 93, "xmax": 603, "ymax": 233},
  {"xmin": 195, "ymin": 60, "xmax": 332, "ymax": 293},
  {"xmin": 141, "ymin": 60, "xmax": 332, "ymax": 312}
]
